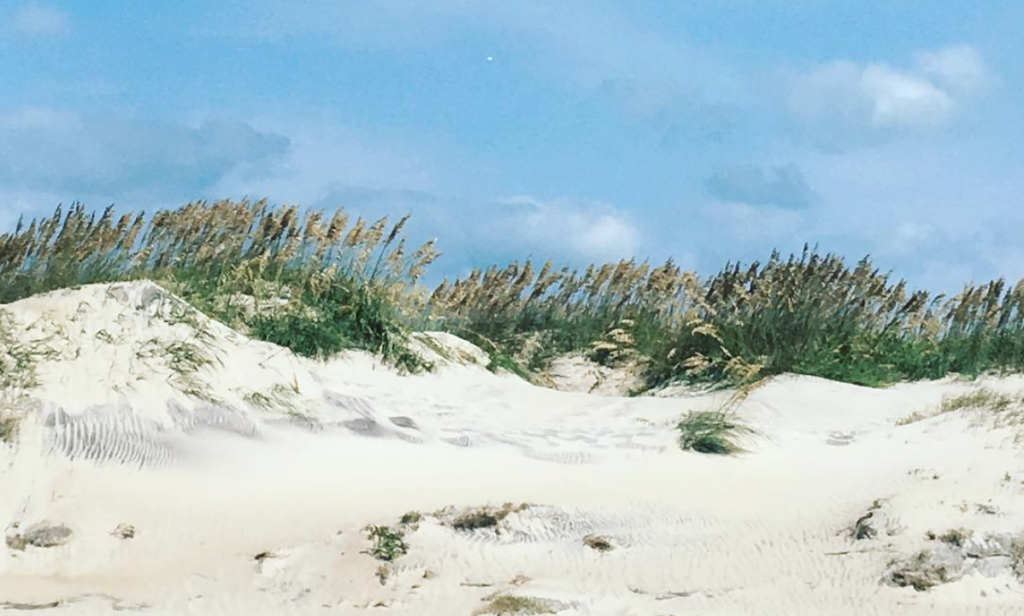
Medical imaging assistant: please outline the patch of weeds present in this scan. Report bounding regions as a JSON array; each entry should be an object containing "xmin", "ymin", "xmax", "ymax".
[
  {"xmin": 243, "ymin": 391, "xmax": 275, "ymax": 412},
  {"xmin": 902, "ymin": 388, "xmax": 1024, "ymax": 426},
  {"xmin": 0, "ymin": 411, "xmax": 19, "ymax": 443},
  {"xmin": 94, "ymin": 329, "xmax": 117, "ymax": 344},
  {"xmin": 1, "ymin": 310, "xmax": 37, "ymax": 443},
  {"xmin": 400, "ymin": 511, "xmax": 423, "ymax": 526},
  {"xmin": 243, "ymin": 382, "xmax": 301, "ymax": 415},
  {"xmin": 474, "ymin": 594, "xmax": 555, "ymax": 616},
  {"xmin": 895, "ymin": 411, "xmax": 927, "ymax": 426},
  {"xmin": 416, "ymin": 334, "xmax": 453, "ymax": 362},
  {"xmin": 366, "ymin": 525, "xmax": 408, "ymax": 562},
  {"xmin": 136, "ymin": 336, "xmax": 220, "ymax": 402},
  {"xmin": 451, "ymin": 503, "xmax": 530, "ymax": 532},
  {"xmin": 676, "ymin": 411, "xmax": 746, "ymax": 454},
  {"xmin": 160, "ymin": 298, "xmax": 215, "ymax": 342},
  {"xmin": 583, "ymin": 535, "xmax": 614, "ymax": 552},
  {"xmin": 486, "ymin": 349, "xmax": 531, "ymax": 381},
  {"xmin": 454, "ymin": 511, "xmax": 502, "ymax": 531},
  {"xmin": 888, "ymin": 551, "xmax": 951, "ymax": 591},
  {"xmin": 391, "ymin": 346, "xmax": 435, "ymax": 376},
  {"xmin": 164, "ymin": 340, "xmax": 215, "ymax": 375},
  {"xmin": 849, "ymin": 499, "xmax": 884, "ymax": 541},
  {"xmin": 0, "ymin": 310, "xmax": 38, "ymax": 392},
  {"xmin": 937, "ymin": 528, "xmax": 969, "ymax": 548},
  {"xmin": 941, "ymin": 389, "xmax": 1018, "ymax": 414},
  {"xmin": 1011, "ymin": 536, "xmax": 1024, "ymax": 580}
]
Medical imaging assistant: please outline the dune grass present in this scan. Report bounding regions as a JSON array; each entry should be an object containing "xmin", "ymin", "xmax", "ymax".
[
  {"xmin": 474, "ymin": 594, "xmax": 555, "ymax": 616},
  {"xmin": 0, "ymin": 200, "xmax": 438, "ymax": 371},
  {"xmin": 0, "ymin": 309, "xmax": 36, "ymax": 442},
  {"xmin": 899, "ymin": 387, "xmax": 1024, "ymax": 426},
  {"xmin": 435, "ymin": 247, "xmax": 1024, "ymax": 390},
  {"xmin": 4, "ymin": 201, "xmax": 1024, "ymax": 391},
  {"xmin": 677, "ymin": 411, "xmax": 747, "ymax": 454}
]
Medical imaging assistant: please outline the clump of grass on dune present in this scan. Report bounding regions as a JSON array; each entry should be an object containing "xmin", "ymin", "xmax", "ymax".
[
  {"xmin": 899, "ymin": 387, "xmax": 1024, "ymax": 426},
  {"xmin": 677, "ymin": 410, "xmax": 747, "ymax": 454},
  {"xmin": 430, "ymin": 257, "xmax": 700, "ymax": 376},
  {"xmin": 0, "ymin": 309, "xmax": 37, "ymax": 442},
  {"xmin": 0, "ymin": 201, "xmax": 439, "ymax": 370},
  {"xmin": 474, "ymin": 594, "xmax": 555, "ymax": 616}
]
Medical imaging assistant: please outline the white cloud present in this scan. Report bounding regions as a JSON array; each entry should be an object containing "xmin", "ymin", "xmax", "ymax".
[
  {"xmin": 916, "ymin": 45, "xmax": 992, "ymax": 95},
  {"xmin": 789, "ymin": 45, "xmax": 990, "ymax": 140},
  {"xmin": 507, "ymin": 196, "xmax": 641, "ymax": 261},
  {"xmin": 704, "ymin": 201, "xmax": 804, "ymax": 242},
  {"xmin": 309, "ymin": 186, "xmax": 644, "ymax": 271},
  {"xmin": 860, "ymin": 64, "xmax": 954, "ymax": 129},
  {"xmin": 8, "ymin": 2, "xmax": 70, "ymax": 37}
]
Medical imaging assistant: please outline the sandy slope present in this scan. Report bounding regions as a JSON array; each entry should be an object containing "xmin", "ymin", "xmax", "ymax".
[{"xmin": 2, "ymin": 282, "xmax": 1024, "ymax": 615}]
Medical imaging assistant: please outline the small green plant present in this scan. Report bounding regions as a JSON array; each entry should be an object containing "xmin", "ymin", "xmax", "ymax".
[
  {"xmin": 889, "ymin": 550, "xmax": 950, "ymax": 591},
  {"xmin": 676, "ymin": 410, "xmax": 746, "ymax": 454},
  {"xmin": 366, "ymin": 525, "xmax": 408, "ymax": 562},
  {"xmin": 400, "ymin": 511, "xmax": 422, "ymax": 525},
  {"xmin": 0, "ymin": 411, "xmax": 18, "ymax": 443},
  {"xmin": 474, "ymin": 594, "xmax": 555, "ymax": 616},
  {"xmin": 1011, "ymin": 536, "xmax": 1024, "ymax": 580},
  {"xmin": 938, "ymin": 528, "xmax": 969, "ymax": 548},
  {"xmin": 583, "ymin": 534, "xmax": 614, "ymax": 552},
  {"xmin": 451, "ymin": 503, "xmax": 530, "ymax": 532}
]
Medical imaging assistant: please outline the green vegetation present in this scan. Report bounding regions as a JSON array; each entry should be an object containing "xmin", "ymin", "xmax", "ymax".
[
  {"xmin": 937, "ymin": 528, "xmax": 969, "ymax": 548},
  {"xmin": 1012, "ymin": 536, "xmax": 1024, "ymax": 579},
  {"xmin": 366, "ymin": 525, "xmax": 409, "ymax": 562},
  {"xmin": 676, "ymin": 410, "xmax": 746, "ymax": 455},
  {"xmin": 450, "ymin": 503, "xmax": 531, "ymax": 532},
  {"xmin": 0, "ymin": 309, "xmax": 38, "ymax": 442},
  {"xmin": 434, "ymin": 247, "xmax": 1024, "ymax": 389},
  {"xmin": 3, "ymin": 200, "xmax": 1024, "ymax": 391},
  {"xmin": 474, "ymin": 594, "xmax": 555, "ymax": 616},
  {"xmin": 0, "ymin": 201, "xmax": 438, "ymax": 370},
  {"xmin": 898, "ymin": 387, "xmax": 1024, "ymax": 426},
  {"xmin": 582, "ymin": 534, "xmax": 614, "ymax": 552}
]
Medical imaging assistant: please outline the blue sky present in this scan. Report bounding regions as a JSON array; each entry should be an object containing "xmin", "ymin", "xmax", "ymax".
[{"xmin": 1, "ymin": 0, "xmax": 1023, "ymax": 291}]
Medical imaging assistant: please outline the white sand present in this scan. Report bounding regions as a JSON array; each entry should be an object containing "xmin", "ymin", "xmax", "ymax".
[{"xmin": 2, "ymin": 281, "xmax": 1024, "ymax": 614}]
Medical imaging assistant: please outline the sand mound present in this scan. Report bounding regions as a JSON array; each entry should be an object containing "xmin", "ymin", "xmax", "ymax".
[{"xmin": 3, "ymin": 282, "xmax": 1024, "ymax": 614}]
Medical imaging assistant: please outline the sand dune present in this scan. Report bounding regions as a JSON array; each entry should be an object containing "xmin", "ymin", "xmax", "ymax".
[{"xmin": 2, "ymin": 282, "xmax": 1024, "ymax": 614}]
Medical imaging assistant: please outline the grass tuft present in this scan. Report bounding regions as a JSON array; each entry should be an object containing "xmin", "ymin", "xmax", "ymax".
[
  {"xmin": 677, "ymin": 411, "xmax": 746, "ymax": 454},
  {"xmin": 474, "ymin": 594, "xmax": 555, "ymax": 616}
]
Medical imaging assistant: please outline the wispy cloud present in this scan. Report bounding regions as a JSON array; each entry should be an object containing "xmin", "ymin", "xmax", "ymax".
[
  {"xmin": 7, "ymin": 2, "xmax": 71, "ymax": 37},
  {"xmin": 788, "ymin": 45, "xmax": 992, "ymax": 146},
  {"xmin": 498, "ymin": 196, "xmax": 641, "ymax": 262},
  {"xmin": 0, "ymin": 109, "xmax": 289, "ymax": 200},
  {"xmin": 310, "ymin": 186, "xmax": 643, "ymax": 273}
]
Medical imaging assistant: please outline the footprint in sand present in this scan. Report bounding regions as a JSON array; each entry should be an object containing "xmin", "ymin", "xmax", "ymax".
[{"xmin": 826, "ymin": 431, "xmax": 855, "ymax": 446}]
